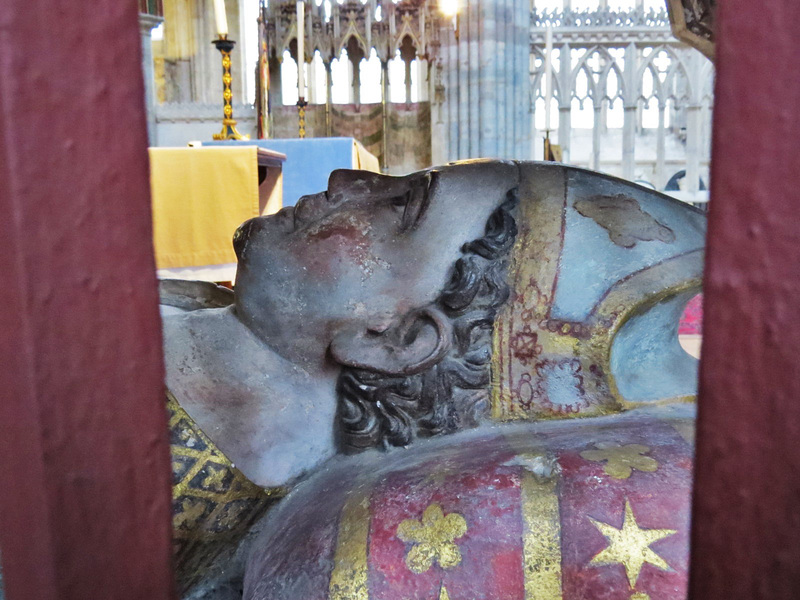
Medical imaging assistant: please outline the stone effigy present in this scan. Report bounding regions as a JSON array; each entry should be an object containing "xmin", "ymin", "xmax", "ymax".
[{"xmin": 161, "ymin": 160, "xmax": 705, "ymax": 599}]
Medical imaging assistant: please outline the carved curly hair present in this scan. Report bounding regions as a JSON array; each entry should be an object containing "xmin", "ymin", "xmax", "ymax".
[{"xmin": 336, "ymin": 187, "xmax": 519, "ymax": 452}]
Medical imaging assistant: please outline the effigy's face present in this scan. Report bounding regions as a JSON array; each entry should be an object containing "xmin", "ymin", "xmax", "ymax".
[{"xmin": 232, "ymin": 160, "xmax": 519, "ymax": 365}]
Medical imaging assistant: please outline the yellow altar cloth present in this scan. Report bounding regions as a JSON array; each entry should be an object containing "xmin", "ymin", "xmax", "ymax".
[
  {"xmin": 352, "ymin": 140, "xmax": 380, "ymax": 173},
  {"xmin": 149, "ymin": 147, "xmax": 260, "ymax": 269}
]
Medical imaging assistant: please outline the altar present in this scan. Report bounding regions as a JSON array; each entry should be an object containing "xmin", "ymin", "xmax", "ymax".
[
  {"xmin": 150, "ymin": 138, "xmax": 378, "ymax": 284},
  {"xmin": 204, "ymin": 137, "xmax": 380, "ymax": 207},
  {"xmin": 149, "ymin": 145, "xmax": 285, "ymax": 283}
]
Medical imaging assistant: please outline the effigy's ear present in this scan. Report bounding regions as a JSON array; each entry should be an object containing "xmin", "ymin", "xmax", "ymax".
[{"xmin": 329, "ymin": 307, "xmax": 452, "ymax": 377}]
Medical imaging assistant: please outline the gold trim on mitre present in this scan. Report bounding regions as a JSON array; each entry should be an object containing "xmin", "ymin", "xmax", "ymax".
[{"xmin": 491, "ymin": 165, "xmax": 703, "ymax": 422}]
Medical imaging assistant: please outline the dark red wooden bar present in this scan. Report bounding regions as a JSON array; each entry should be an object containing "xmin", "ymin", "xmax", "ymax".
[
  {"xmin": 2, "ymin": 0, "xmax": 800, "ymax": 598},
  {"xmin": 690, "ymin": 0, "xmax": 800, "ymax": 598},
  {"xmin": 0, "ymin": 2, "xmax": 175, "ymax": 599}
]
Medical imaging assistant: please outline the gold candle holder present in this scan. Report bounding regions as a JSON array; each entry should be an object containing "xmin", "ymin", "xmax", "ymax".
[
  {"xmin": 297, "ymin": 98, "xmax": 307, "ymax": 138},
  {"xmin": 212, "ymin": 35, "xmax": 249, "ymax": 141}
]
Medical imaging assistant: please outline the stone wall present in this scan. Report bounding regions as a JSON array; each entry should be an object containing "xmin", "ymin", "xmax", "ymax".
[
  {"xmin": 152, "ymin": 100, "xmax": 431, "ymax": 174},
  {"xmin": 154, "ymin": 102, "xmax": 257, "ymax": 147},
  {"xmin": 270, "ymin": 102, "xmax": 432, "ymax": 175},
  {"xmin": 153, "ymin": 0, "xmax": 246, "ymax": 105}
]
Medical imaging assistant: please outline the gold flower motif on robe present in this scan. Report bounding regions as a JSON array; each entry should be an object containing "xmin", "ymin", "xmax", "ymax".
[
  {"xmin": 396, "ymin": 503, "xmax": 468, "ymax": 573},
  {"xmin": 580, "ymin": 444, "xmax": 658, "ymax": 479}
]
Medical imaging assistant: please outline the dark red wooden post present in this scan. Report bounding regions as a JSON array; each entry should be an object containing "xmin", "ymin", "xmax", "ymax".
[
  {"xmin": 0, "ymin": 2, "xmax": 175, "ymax": 600},
  {"xmin": 690, "ymin": 1, "xmax": 800, "ymax": 599}
]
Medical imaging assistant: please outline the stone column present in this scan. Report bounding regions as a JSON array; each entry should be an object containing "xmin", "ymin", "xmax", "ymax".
[
  {"xmin": 655, "ymin": 101, "xmax": 666, "ymax": 189},
  {"xmin": 557, "ymin": 42, "xmax": 572, "ymax": 162},
  {"xmin": 325, "ymin": 60, "xmax": 333, "ymax": 136},
  {"xmin": 622, "ymin": 105, "xmax": 636, "ymax": 180},
  {"xmin": 558, "ymin": 105, "xmax": 571, "ymax": 162},
  {"xmin": 308, "ymin": 56, "xmax": 317, "ymax": 104},
  {"xmin": 346, "ymin": 54, "xmax": 355, "ymax": 103},
  {"xmin": 139, "ymin": 13, "xmax": 164, "ymax": 145},
  {"xmin": 703, "ymin": 100, "xmax": 713, "ymax": 165},
  {"xmin": 445, "ymin": 21, "xmax": 457, "ymax": 159},
  {"xmin": 438, "ymin": 0, "xmax": 532, "ymax": 160},
  {"xmin": 404, "ymin": 60, "xmax": 413, "ymax": 104},
  {"xmin": 530, "ymin": 49, "xmax": 537, "ymax": 159},
  {"xmin": 621, "ymin": 43, "xmax": 637, "ymax": 180},
  {"xmin": 430, "ymin": 61, "xmax": 447, "ymax": 166},
  {"xmin": 381, "ymin": 60, "xmax": 389, "ymax": 171},
  {"xmin": 163, "ymin": 0, "xmax": 195, "ymax": 103},
  {"xmin": 685, "ymin": 103, "xmax": 702, "ymax": 194},
  {"xmin": 591, "ymin": 103, "xmax": 602, "ymax": 171},
  {"xmin": 269, "ymin": 53, "xmax": 283, "ymax": 107},
  {"xmin": 352, "ymin": 59, "xmax": 361, "ymax": 105},
  {"xmin": 417, "ymin": 59, "xmax": 429, "ymax": 102}
]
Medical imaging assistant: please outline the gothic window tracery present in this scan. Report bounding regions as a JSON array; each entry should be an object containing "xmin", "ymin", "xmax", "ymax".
[{"xmin": 529, "ymin": 0, "xmax": 713, "ymax": 189}]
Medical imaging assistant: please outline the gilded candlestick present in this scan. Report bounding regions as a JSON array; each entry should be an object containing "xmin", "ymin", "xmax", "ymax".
[
  {"xmin": 297, "ymin": 98, "xmax": 307, "ymax": 138},
  {"xmin": 212, "ymin": 35, "xmax": 249, "ymax": 141}
]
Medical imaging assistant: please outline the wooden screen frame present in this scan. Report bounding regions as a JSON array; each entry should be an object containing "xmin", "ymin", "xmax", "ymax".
[
  {"xmin": 689, "ymin": 0, "xmax": 800, "ymax": 598},
  {"xmin": 0, "ymin": 2, "xmax": 175, "ymax": 599},
  {"xmin": 1, "ymin": 1, "xmax": 799, "ymax": 599}
]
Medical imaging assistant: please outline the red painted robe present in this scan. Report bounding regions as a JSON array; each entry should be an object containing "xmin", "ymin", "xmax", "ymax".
[{"xmin": 244, "ymin": 405, "xmax": 694, "ymax": 600}]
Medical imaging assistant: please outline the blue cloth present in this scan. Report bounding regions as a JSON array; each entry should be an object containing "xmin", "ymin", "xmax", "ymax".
[{"xmin": 205, "ymin": 138, "xmax": 362, "ymax": 207}]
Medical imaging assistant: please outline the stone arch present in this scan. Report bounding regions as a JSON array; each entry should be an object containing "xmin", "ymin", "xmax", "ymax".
[
  {"xmin": 340, "ymin": 33, "xmax": 368, "ymax": 61},
  {"xmin": 570, "ymin": 46, "xmax": 626, "ymax": 110},
  {"xmin": 530, "ymin": 45, "xmax": 563, "ymax": 104},
  {"xmin": 637, "ymin": 45, "xmax": 694, "ymax": 106},
  {"xmin": 598, "ymin": 53, "xmax": 626, "ymax": 105},
  {"xmin": 570, "ymin": 45, "xmax": 603, "ymax": 109},
  {"xmin": 392, "ymin": 15, "xmax": 422, "ymax": 57},
  {"xmin": 699, "ymin": 59, "xmax": 715, "ymax": 102}
]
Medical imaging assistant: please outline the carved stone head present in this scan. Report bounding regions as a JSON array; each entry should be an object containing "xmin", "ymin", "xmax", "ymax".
[
  {"xmin": 232, "ymin": 159, "xmax": 519, "ymax": 371},
  {"xmin": 226, "ymin": 160, "xmax": 705, "ymax": 453}
]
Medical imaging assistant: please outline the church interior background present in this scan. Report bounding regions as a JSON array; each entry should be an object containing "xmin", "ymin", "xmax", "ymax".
[
  {"xmin": 139, "ymin": 0, "xmax": 712, "ymax": 205},
  {"xmin": 10, "ymin": 0, "xmax": 800, "ymax": 598}
]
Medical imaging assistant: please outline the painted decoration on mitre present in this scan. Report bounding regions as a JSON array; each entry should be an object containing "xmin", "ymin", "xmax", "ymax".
[
  {"xmin": 666, "ymin": 0, "xmax": 716, "ymax": 61},
  {"xmin": 490, "ymin": 165, "xmax": 706, "ymax": 421}
]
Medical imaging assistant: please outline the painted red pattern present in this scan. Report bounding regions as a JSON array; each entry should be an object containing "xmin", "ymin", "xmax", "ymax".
[
  {"xmin": 559, "ymin": 423, "xmax": 692, "ymax": 600},
  {"xmin": 367, "ymin": 452, "xmax": 524, "ymax": 600},
  {"xmin": 678, "ymin": 294, "xmax": 703, "ymax": 335},
  {"xmin": 358, "ymin": 419, "xmax": 692, "ymax": 600}
]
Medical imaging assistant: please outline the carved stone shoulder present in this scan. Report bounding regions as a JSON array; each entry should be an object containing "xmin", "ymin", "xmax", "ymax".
[{"xmin": 159, "ymin": 279, "xmax": 235, "ymax": 312}]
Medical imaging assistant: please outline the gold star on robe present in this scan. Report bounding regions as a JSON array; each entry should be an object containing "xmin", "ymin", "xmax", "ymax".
[{"xmin": 589, "ymin": 500, "xmax": 677, "ymax": 588}]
